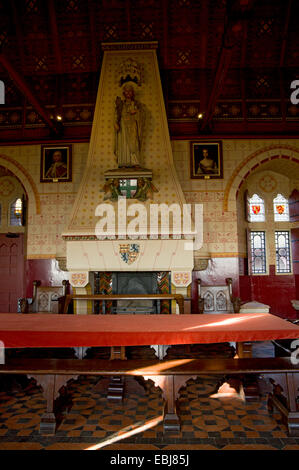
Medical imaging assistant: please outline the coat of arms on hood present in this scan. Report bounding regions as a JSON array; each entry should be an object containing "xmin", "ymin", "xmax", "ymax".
[{"xmin": 119, "ymin": 243, "xmax": 140, "ymax": 264}]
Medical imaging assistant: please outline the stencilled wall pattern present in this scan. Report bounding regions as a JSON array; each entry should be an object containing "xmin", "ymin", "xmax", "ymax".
[
  {"xmin": 172, "ymin": 139, "xmax": 299, "ymax": 261},
  {"xmin": 0, "ymin": 143, "xmax": 88, "ymax": 258},
  {"xmin": 0, "ymin": 138, "xmax": 298, "ymax": 260}
]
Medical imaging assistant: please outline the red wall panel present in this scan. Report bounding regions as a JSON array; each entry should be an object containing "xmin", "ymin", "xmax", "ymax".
[
  {"xmin": 289, "ymin": 189, "xmax": 299, "ymax": 222},
  {"xmin": 25, "ymin": 259, "xmax": 70, "ymax": 298},
  {"xmin": 240, "ymin": 267, "xmax": 297, "ymax": 319}
]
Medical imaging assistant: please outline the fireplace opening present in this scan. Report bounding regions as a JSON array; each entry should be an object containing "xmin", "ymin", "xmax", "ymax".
[{"xmin": 93, "ymin": 271, "xmax": 171, "ymax": 314}]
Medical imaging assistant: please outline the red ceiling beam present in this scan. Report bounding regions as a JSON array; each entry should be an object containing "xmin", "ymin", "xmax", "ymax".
[
  {"xmin": 240, "ymin": 21, "xmax": 248, "ymax": 121},
  {"xmin": 162, "ymin": 0, "xmax": 169, "ymax": 68},
  {"xmin": 199, "ymin": 32, "xmax": 236, "ymax": 131},
  {"xmin": 10, "ymin": 0, "xmax": 26, "ymax": 70},
  {"xmin": 47, "ymin": 0, "xmax": 63, "ymax": 74},
  {"xmin": 279, "ymin": 0, "xmax": 292, "ymax": 123},
  {"xmin": 0, "ymin": 53, "xmax": 60, "ymax": 135},
  {"xmin": 200, "ymin": 1, "xmax": 256, "ymax": 132},
  {"xmin": 280, "ymin": 0, "xmax": 292, "ymax": 67},
  {"xmin": 88, "ymin": 0, "xmax": 98, "ymax": 71},
  {"xmin": 199, "ymin": 0, "xmax": 209, "ymax": 70},
  {"xmin": 126, "ymin": 0, "xmax": 131, "ymax": 41}
]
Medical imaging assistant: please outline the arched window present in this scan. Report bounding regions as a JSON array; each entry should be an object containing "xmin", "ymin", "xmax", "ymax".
[
  {"xmin": 9, "ymin": 197, "xmax": 23, "ymax": 226},
  {"xmin": 273, "ymin": 194, "xmax": 289, "ymax": 222},
  {"xmin": 248, "ymin": 194, "xmax": 265, "ymax": 222}
]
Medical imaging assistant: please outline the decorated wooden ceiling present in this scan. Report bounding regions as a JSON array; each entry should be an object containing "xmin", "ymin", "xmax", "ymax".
[{"xmin": 0, "ymin": 0, "xmax": 298, "ymax": 142}]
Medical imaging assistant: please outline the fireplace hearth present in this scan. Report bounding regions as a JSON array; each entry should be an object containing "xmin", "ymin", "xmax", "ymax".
[{"xmin": 93, "ymin": 271, "xmax": 171, "ymax": 314}]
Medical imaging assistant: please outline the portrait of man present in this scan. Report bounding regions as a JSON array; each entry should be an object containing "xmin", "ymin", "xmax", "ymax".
[
  {"xmin": 41, "ymin": 145, "xmax": 72, "ymax": 182},
  {"xmin": 190, "ymin": 141, "xmax": 223, "ymax": 179}
]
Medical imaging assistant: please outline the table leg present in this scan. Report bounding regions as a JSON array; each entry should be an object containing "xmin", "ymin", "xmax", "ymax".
[
  {"xmin": 286, "ymin": 372, "xmax": 299, "ymax": 436},
  {"xmin": 29, "ymin": 374, "xmax": 78, "ymax": 435},
  {"xmin": 108, "ymin": 347, "xmax": 127, "ymax": 401},
  {"xmin": 143, "ymin": 374, "xmax": 196, "ymax": 433},
  {"xmin": 267, "ymin": 372, "xmax": 299, "ymax": 436},
  {"xmin": 107, "ymin": 376, "xmax": 125, "ymax": 401},
  {"xmin": 236, "ymin": 342, "xmax": 252, "ymax": 358},
  {"xmin": 162, "ymin": 376, "xmax": 180, "ymax": 432},
  {"xmin": 235, "ymin": 343, "xmax": 260, "ymax": 400}
]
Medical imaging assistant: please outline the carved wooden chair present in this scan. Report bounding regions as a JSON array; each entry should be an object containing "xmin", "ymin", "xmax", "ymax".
[
  {"xmin": 197, "ymin": 277, "xmax": 242, "ymax": 314},
  {"xmin": 18, "ymin": 280, "xmax": 69, "ymax": 314}
]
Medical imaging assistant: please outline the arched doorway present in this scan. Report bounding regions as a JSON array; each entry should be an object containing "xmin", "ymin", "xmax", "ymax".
[{"xmin": 0, "ymin": 166, "xmax": 27, "ymax": 312}]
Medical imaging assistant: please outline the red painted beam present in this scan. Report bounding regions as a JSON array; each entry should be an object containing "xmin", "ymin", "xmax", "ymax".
[
  {"xmin": 0, "ymin": 53, "xmax": 59, "ymax": 135},
  {"xmin": 87, "ymin": 0, "xmax": 98, "ymax": 71},
  {"xmin": 200, "ymin": 42, "xmax": 235, "ymax": 131},
  {"xmin": 47, "ymin": 0, "xmax": 63, "ymax": 74},
  {"xmin": 200, "ymin": 0, "xmax": 256, "ymax": 132},
  {"xmin": 200, "ymin": 12, "xmax": 243, "ymax": 132},
  {"xmin": 199, "ymin": 0, "xmax": 209, "ymax": 70},
  {"xmin": 280, "ymin": 0, "xmax": 293, "ymax": 67},
  {"xmin": 10, "ymin": 0, "xmax": 26, "ymax": 70}
]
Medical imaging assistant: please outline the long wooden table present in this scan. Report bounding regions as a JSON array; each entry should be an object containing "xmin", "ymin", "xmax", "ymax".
[{"xmin": 0, "ymin": 313, "xmax": 299, "ymax": 435}]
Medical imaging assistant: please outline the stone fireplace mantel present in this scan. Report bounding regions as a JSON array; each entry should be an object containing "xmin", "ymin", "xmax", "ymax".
[{"xmin": 66, "ymin": 239, "xmax": 193, "ymax": 273}]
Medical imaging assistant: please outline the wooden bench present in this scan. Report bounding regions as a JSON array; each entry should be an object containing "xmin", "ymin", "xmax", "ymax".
[
  {"xmin": 1, "ymin": 357, "xmax": 299, "ymax": 436},
  {"xmin": 62, "ymin": 293, "xmax": 185, "ymax": 315}
]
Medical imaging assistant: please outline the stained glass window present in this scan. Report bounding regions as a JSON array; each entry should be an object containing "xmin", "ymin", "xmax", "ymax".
[
  {"xmin": 273, "ymin": 194, "xmax": 289, "ymax": 221},
  {"xmin": 9, "ymin": 198, "xmax": 22, "ymax": 226},
  {"xmin": 250, "ymin": 231, "xmax": 267, "ymax": 274},
  {"xmin": 275, "ymin": 231, "xmax": 291, "ymax": 273},
  {"xmin": 248, "ymin": 194, "xmax": 265, "ymax": 222}
]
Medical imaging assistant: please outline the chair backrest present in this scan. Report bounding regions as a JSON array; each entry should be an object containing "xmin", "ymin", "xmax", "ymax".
[
  {"xmin": 197, "ymin": 278, "xmax": 239, "ymax": 313},
  {"xmin": 18, "ymin": 280, "xmax": 69, "ymax": 313}
]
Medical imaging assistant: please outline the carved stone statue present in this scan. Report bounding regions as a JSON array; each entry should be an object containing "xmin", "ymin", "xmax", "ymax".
[{"xmin": 114, "ymin": 84, "xmax": 145, "ymax": 168}]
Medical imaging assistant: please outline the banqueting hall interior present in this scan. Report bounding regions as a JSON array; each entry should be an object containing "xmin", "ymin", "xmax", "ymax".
[{"xmin": 0, "ymin": 0, "xmax": 299, "ymax": 454}]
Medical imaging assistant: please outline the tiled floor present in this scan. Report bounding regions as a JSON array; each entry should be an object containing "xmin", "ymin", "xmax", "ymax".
[{"xmin": 0, "ymin": 345, "xmax": 299, "ymax": 451}]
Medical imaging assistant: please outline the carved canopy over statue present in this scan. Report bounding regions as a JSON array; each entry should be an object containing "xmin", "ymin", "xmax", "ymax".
[{"xmin": 114, "ymin": 59, "xmax": 146, "ymax": 168}]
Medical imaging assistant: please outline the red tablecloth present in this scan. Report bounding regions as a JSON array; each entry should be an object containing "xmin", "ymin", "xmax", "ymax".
[{"xmin": 0, "ymin": 313, "xmax": 299, "ymax": 348}]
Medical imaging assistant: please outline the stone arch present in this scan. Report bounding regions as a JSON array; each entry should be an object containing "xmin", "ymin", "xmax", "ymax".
[
  {"xmin": 0, "ymin": 154, "xmax": 40, "ymax": 214},
  {"xmin": 223, "ymin": 145, "xmax": 299, "ymax": 212}
]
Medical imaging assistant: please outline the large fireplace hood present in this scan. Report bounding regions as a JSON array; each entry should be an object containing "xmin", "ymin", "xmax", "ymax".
[{"xmin": 63, "ymin": 42, "xmax": 194, "ymax": 293}]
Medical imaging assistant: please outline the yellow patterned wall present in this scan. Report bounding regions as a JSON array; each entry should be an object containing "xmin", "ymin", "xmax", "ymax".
[
  {"xmin": 0, "ymin": 143, "xmax": 88, "ymax": 258},
  {"xmin": 0, "ymin": 138, "xmax": 298, "ymax": 260},
  {"xmin": 172, "ymin": 139, "xmax": 299, "ymax": 259}
]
